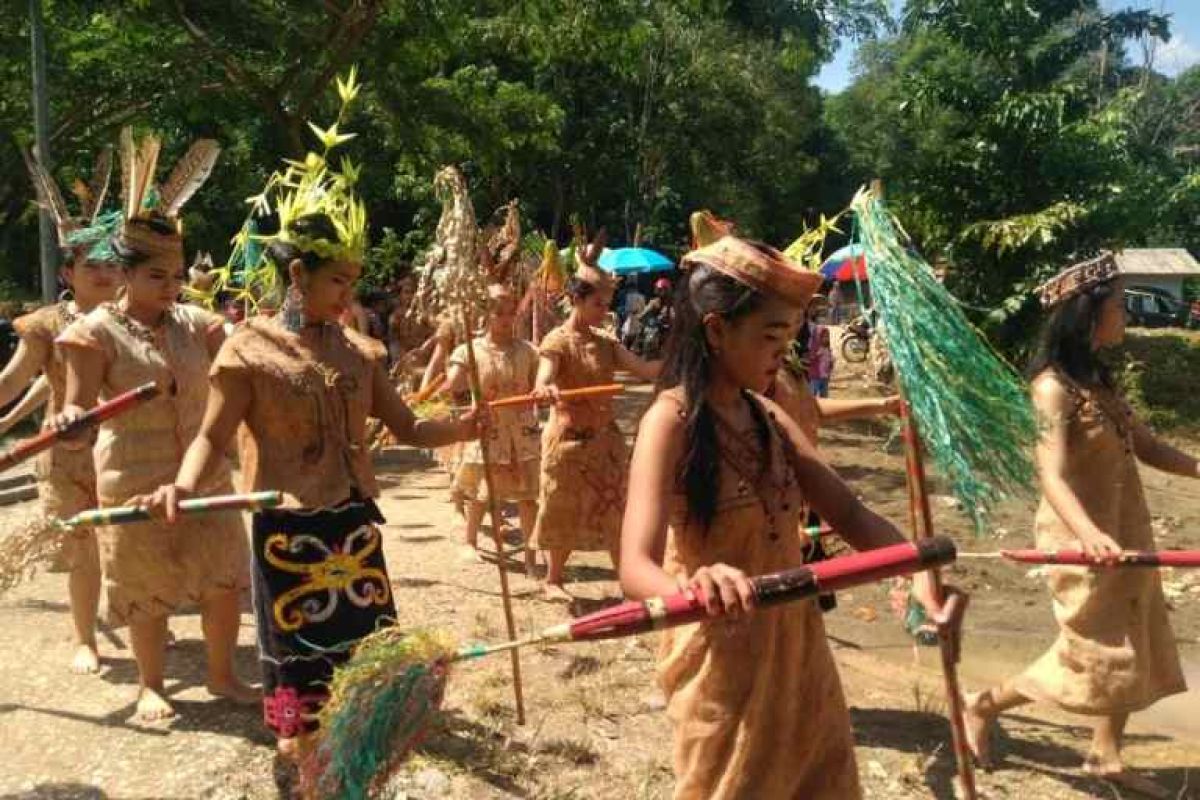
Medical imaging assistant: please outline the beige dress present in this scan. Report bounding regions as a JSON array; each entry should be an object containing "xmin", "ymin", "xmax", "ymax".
[
  {"xmin": 531, "ymin": 324, "xmax": 627, "ymax": 551},
  {"xmin": 13, "ymin": 303, "xmax": 99, "ymax": 573},
  {"xmin": 1012, "ymin": 371, "xmax": 1186, "ymax": 714},
  {"xmin": 449, "ymin": 335, "xmax": 540, "ymax": 503},
  {"xmin": 58, "ymin": 303, "xmax": 249, "ymax": 624},
  {"xmin": 213, "ymin": 318, "xmax": 385, "ymax": 509},
  {"xmin": 658, "ymin": 392, "xmax": 861, "ymax": 799}
]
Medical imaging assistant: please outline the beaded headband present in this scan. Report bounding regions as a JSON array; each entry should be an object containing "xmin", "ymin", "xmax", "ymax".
[{"xmin": 1037, "ymin": 252, "xmax": 1120, "ymax": 308}]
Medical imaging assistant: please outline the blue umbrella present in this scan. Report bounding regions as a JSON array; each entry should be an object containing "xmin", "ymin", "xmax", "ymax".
[{"xmin": 597, "ymin": 247, "xmax": 675, "ymax": 275}]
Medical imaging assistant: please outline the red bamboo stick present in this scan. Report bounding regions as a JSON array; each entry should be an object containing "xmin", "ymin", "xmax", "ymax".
[
  {"xmin": 0, "ymin": 382, "xmax": 159, "ymax": 474},
  {"xmin": 999, "ymin": 549, "xmax": 1200, "ymax": 567},
  {"xmin": 461, "ymin": 538, "xmax": 957, "ymax": 659}
]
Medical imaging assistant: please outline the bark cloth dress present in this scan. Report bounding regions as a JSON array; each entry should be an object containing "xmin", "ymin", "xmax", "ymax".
[
  {"xmin": 449, "ymin": 335, "xmax": 540, "ymax": 504},
  {"xmin": 1011, "ymin": 370, "xmax": 1186, "ymax": 714},
  {"xmin": 14, "ymin": 302, "xmax": 99, "ymax": 573},
  {"xmin": 56, "ymin": 303, "xmax": 249, "ymax": 625},
  {"xmin": 531, "ymin": 324, "xmax": 627, "ymax": 552},
  {"xmin": 210, "ymin": 317, "xmax": 397, "ymax": 737},
  {"xmin": 657, "ymin": 391, "xmax": 861, "ymax": 800}
]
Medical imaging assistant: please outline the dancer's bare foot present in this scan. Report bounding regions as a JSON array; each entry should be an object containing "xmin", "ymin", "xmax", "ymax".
[
  {"xmin": 541, "ymin": 583, "xmax": 573, "ymax": 603},
  {"xmin": 134, "ymin": 686, "xmax": 177, "ymax": 722},
  {"xmin": 1082, "ymin": 757, "xmax": 1171, "ymax": 799},
  {"xmin": 963, "ymin": 690, "xmax": 994, "ymax": 768},
  {"xmin": 207, "ymin": 678, "xmax": 260, "ymax": 706},
  {"xmin": 70, "ymin": 643, "xmax": 100, "ymax": 675},
  {"xmin": 459, "ymin": 544, "xmax": 484, "ymax": 563}
]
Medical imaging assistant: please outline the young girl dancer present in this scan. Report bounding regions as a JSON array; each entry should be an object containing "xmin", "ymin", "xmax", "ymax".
[
  {"xmin": 56, "ymin": 133, "xmax": 252, "ymax": 721},
  {"xmin": 0, "ymin": 151, "xmax": 122, "ymax": 673},
  {"xmin": 531, "ymin": 238, "xmax": 659, "ymax": 601},
  {"xmin": 620, "ymin": 227, "xmax": 958, "ymax": 799},
  {"xmin": 442, "ymin": 284, "xmax": 540, "ymax": 571},
  {"xmin": 964, "ymin": 254, "xmax": 1194, "ymax": 798}
]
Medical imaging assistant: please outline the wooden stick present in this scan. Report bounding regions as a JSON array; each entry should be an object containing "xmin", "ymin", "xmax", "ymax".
[
  {"xmin": 899, "ymin": 400, "xmax": 978, "ymax": 800},
  {"xmin": 459, "ymin": 309, "xmax": 527, "ymax": 725},
  {"xmin": 488, "ymin": 383, "xmax": 623, "ymax": 409}
]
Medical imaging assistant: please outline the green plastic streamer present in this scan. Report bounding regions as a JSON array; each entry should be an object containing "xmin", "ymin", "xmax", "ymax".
[
  {"xmin": 307, "ymin": 627, "xmax": 458, "ymax": 799},
  {"xmin": 852, "ymin": 188, "xmax": 1038, "ymax": 530}
]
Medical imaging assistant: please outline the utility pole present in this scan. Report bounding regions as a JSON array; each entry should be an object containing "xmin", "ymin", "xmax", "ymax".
[{"xmin": 30, "ymin": 0, "xmax": 57, "ymax": 303}]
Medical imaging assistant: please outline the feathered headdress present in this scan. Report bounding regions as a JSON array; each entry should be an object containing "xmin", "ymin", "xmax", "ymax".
[
  {"xmin": 117, "ymin": 127, "xmax": 220, "ymax": 230},
  {"xmin": 191, "ymin": 68, "xmax": 366, "ymax": 310},
  {"xmin": 24, "ymin": 146, "xmax": 120, "ymax": 261}
]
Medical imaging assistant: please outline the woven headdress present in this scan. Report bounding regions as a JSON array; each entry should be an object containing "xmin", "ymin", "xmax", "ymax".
[
  {"xmin": 1037, "ymin": 252, "xmax": 1120, "ymax": 308},
  {"xmin": 23, "ymin": 146, "xmax": 122, "ymax": 262},
  {"xmin": 683, "ymin": 212, "xmax": 820, "ymax": 308}
]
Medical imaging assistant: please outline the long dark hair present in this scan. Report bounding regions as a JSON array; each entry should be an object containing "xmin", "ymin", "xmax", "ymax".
[
  {"xmin": 265, "ymin": 213, "xmax": 342, "ymax": 279},
  {"xmin": 1027, "ymin": 279, "xmax": 1118, "ymax": 389},
  {"xmin": 658, "ymin": 264, "xmax": 767, "ymax": 529}
]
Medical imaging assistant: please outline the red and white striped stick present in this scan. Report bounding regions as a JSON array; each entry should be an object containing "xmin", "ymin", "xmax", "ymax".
[{"xmin": 959, "ymin": 549, "xmax": 1200, "ymax": 567}]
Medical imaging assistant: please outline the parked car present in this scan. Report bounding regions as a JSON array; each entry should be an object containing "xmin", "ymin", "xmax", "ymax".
[{"xmin": 1124, "ymin": 286, "xmax": 1189, "ymax": 328}]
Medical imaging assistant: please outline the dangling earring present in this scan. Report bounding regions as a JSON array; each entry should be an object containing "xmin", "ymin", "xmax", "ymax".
[
  {"xmin": 57, "ymin": 287, "xmax": 74, "ymax": 305},
  {"xmin": 281, "ymin": 283, "xmax": 305, "ymax": 333}
]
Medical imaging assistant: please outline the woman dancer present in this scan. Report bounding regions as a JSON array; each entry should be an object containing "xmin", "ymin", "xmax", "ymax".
[
  {"xmin": 0, "ymin": 151, "xmax": 123, "ymax": 673},
  {"xmin": 964, "ymin": 254, "xmax": 1194, "ymax": 797},
  {"xmin": 140, "ymin": 125, "xmax": 481, "ymax": 753},
  {"xmin": 620, "ymin": 226, "xmax": 958, "ymax": 799},
  {"xmin": 531, "ymin": 237, "xmax": 659, "ymax": 601},
  {"xmin": 55, "ymin": 132, "xmax": 253, "ymax": 721},
  {"xmin": 442, "ymin": 284, "xmax": 540, "ymax": 571}
]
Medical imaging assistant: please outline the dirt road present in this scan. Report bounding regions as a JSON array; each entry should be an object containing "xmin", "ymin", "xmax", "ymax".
[{"xmin": 0, "ymin": 369, "xmax": 1196, "ymax": 799}]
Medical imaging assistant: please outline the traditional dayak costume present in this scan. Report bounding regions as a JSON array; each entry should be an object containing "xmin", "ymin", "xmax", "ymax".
[
  {"xmin": 18, "ymin": 148, "xmax": 123, "ymax": 576},
  {"xmin": 56, "ymin": 131, "xmax": 248, "ymax": 625},
  {"xmin": 451, "ymin": 211, "xmax": 540, "ymax": 510},
  {"xmin": 656, "ymin": 223, "xmax": 862, "ymax": 799},
  {"xmin": 530, "ymin": 243, "xmax": 628, "ymax": 554},
  {"xmin": 211, "ymin": 89, "xmax": 398, "ymax": 738},
  {"xmin": 1012, "ymin": 254, "xmax": 1185, "ymax": 714}
]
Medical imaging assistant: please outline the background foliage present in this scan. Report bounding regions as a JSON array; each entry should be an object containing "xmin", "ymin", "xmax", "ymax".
[{"xmin": 1, "ymin": 0, "xmax": 1195, "ymax": 325}]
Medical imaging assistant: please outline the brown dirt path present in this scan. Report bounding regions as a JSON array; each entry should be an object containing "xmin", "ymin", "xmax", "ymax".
[{"xmin": 0, "ymin": 366, "xmax": 1196, "ymax": 799}]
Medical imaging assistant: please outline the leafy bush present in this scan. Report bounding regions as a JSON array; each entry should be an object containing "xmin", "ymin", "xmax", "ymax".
[{"xmin": 1112, "ymin": 331, "xmax": 1200, "ymax": 433}]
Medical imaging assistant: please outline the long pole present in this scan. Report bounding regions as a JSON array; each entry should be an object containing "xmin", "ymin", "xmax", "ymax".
[
  {"xmin": 899, "ymin": 400, "xmax": 978, "ymax": 799},
  {"xmin": 459, "ymin": 309, "xmax": 527, "ymax": 724},
  {"xmin": 30, "ymin": 0, "xmax": 57, "ymax": 303}
]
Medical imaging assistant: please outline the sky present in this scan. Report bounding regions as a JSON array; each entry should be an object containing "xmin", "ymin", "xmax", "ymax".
[{"xmin": 815, "ymin": 0, "xmax": 1200, "ymax": 93}]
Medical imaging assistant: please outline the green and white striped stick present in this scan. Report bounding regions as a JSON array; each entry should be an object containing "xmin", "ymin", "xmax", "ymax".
[{"xmin": 63, "ymin": 490, "xmax": 283, "ymax": 528}]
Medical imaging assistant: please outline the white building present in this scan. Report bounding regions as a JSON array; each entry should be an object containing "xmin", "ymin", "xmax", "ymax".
[{"xmin": 1114, "ymin": 248, "xmax": 1200, "ymax": 301}]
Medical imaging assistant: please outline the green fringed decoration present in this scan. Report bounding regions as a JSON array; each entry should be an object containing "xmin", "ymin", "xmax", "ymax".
[
  {"xmin": 65, "ymin": 209, "xmax": 124, "ymax": 263},
  {"xmin": 306, "ymin": 627, "xmax": 458, "ymax": 799},
  {"xmin": 852, "ymin": 188, "xmax": 1038, "ymax": 531}
]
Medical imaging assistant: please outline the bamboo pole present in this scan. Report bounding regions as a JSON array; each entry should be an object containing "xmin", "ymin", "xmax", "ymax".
[
  {"xmin": 899, "ymin": 400, "xmax": 978, "ymax": 799},
  {"xmin": 459, "ymin": 309, "xmax": 527, "ymax": 725}
]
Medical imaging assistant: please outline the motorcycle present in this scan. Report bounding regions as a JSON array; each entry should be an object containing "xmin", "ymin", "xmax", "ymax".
[{"xmin": 840, "ymin": 316, "xmax": 871, "ymax": 363}]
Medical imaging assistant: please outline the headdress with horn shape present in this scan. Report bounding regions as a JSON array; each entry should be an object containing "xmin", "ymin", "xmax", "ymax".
[
  {"xmin": 114, "ymin": 126, "xmax": 220, "ymax": 269},
  {"xmin": 572, "ymin": 228, "xmax": 615, "ymax": 292},
  {"xmin": 682, "ymin": 210, "xmax": 820, "ymax": 308},
  {"xmin": 23, "ymin": 145, "xmax": 122, "ymax": 262},
  {"xmin": 479, "ymin": 200, "xmax": 521, "ymax": 285}
]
